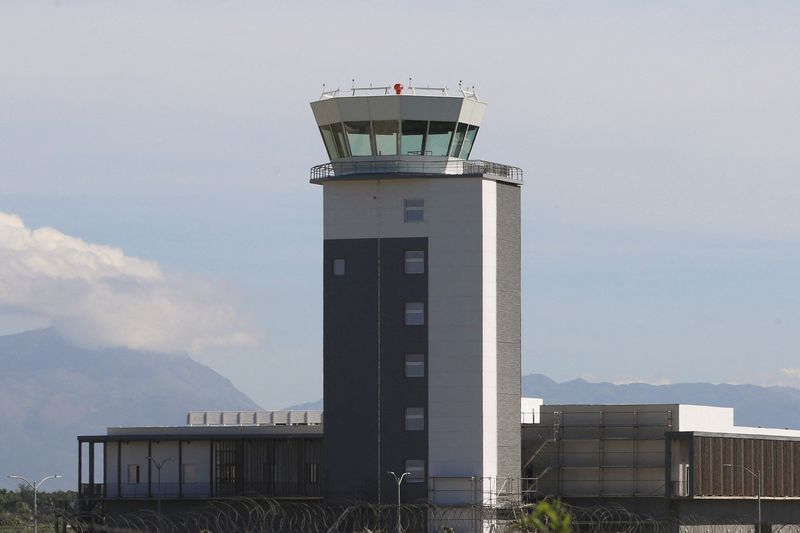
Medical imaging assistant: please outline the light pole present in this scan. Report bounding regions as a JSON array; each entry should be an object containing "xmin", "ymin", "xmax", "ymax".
[
  {"xmin": 387, "ymin": 471, "xmax": 410, "ymax": 533},
  {"xmin": 724, "ymin": 463, "xmax": 761, "ymax": 533},
  {"xmin": 146, "ymin": 455, "xmax": 172, "ymax": 515},
  {"xmin": 145, "ymin": 456, "xmax": 172, "ymax": 495},
  {"xmin": 7, "ymin": 474, "xmax": 62, "ymax": 533}
]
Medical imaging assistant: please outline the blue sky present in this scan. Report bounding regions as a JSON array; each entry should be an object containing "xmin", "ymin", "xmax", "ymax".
[{"xmin": 2, "ymin": 1, "xmax": 799, "ymax": 407}]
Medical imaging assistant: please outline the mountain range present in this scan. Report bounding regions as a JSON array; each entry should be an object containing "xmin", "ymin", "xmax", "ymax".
[
  {"xmin": 3, "ymin": 327, "xmax": 799, "ymax": 491},
  {"xmin": 0, "ymin": 328, "xmax": 260, "ymax": 490},
  {"xmin": 286, "ymin": 375, "xmax": 800, "ymax": 429}
]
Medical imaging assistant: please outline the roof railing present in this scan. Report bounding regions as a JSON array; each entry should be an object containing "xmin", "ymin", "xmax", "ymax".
[{"xmin": 319, "ymin": 84, "xmax": 479, "ymax": 100}]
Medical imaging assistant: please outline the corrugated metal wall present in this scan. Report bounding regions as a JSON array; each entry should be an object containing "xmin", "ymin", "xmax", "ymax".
[
  {"xmin": 213, "ymin": 438, "xmax": 323, "ymax": 498},
  {"xmin": 693, "ymin": 435, "xmax": 800, "ymax": 497}
]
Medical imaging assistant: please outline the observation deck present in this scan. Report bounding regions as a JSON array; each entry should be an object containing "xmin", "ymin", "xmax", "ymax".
[{"xmin": 309, "ymin": 83, "xmax": 523, "ymax": 185}]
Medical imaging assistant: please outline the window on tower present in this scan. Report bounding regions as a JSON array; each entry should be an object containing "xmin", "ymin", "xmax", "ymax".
[
  {"xmin": 319, "ymin": 124, "xmax": 340, "ymax": 159},
  {"xmin": 373, "ymin": 120, "xmax": 399, "ymax": 156},
  {"xmin": 405, "ymin": 407, "xmax": 425, "ymax": 431},
  {"xmin": 405, "ymin": 354, "xmax": 425, "ymax": 378},
  {"xmin": 459, "ymin": 124, "xmax": 479, "ymax": 159},
  {"xmin": 404, "ymin": 250, "xmax": 425, "ymax": 274},
  {"xmin": 330, "ymin": 123, "xmax": 350, "ymax": 158},
  {"xmin": 426, "ymin": 121, "xmax": 456, "ymax": 156},
  {"xmin": 405, "ymin": 459, "xmax": 425, "ymax": 482},
  {"xmin": 400, "ymin": 120, "xmax": 428, "ymax": 155},
  {"xmin": 333, "ymin": 258, "xmax": 346, "ymax": 276},
  {"xmin": 404, "ymin": 199, "xmax": 424, "ymax": 222},
  {"xmin": 449, "ymin": 123, "xmax": 468, "ymax": 158},
  {"xmin": 404, "ymin": 302, "xmax": 425, "ymax": 326},
  {"xmin": 343, "ymin": 121, "xmax": 374, "ymax": 156}
]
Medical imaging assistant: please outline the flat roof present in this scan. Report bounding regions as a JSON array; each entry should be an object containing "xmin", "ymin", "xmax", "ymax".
[{"xmin": 78, "ymin": 424, "xmax": 322, "ymax": 442}]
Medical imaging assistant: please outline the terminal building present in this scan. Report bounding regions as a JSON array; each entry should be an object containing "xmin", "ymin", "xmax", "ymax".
[{"xmin": 76, "ymin": 85, "xmax": 800, "ymax": 532}]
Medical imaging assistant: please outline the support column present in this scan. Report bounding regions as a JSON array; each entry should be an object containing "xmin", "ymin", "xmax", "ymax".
[
  {"xmin": 178, "ymin": 440, "xmax": 183, "ymax": 498},
  {"xmin": 88, "ymin": 441, "xmax": 95, "ymax": 496},
  {"xmin": 117, "ymin": 441, "xmax": 122, "ymax": 498},
  {"xmin": 147, "ymin": 440, "xmax": 152, "ymax": 498},
  {"xmin": 210, "ymin": 440, "xmax": 214, "ymax": 497},
  {"xmin": 102, "ymin": 442, "xmax": 107, "ymax": 498},
  {"xmin": 78, "ymin": 441, "xmax": 83, "ymax": 494}
]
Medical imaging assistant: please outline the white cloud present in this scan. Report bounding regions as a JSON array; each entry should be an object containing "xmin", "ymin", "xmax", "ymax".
[
  {"xmin": 780, "ymin": 368, "xmax": 800, "ymax": 379},
  {"xmin": 0, "ymin": 212, "xmax": 256, "ymax": 354}
]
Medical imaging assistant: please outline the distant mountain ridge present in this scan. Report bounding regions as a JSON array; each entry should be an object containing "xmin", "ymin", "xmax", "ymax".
[
  {"xmin": 522, "ymin": 373, "xmax": 800, "ymax": 429},
  {"xmin": 286, "ymin": 374, "xmax": 800, "ymax": 429},
  {"xmin": 0, "ymin": 328, "xmax": 261, "ymax": 490}
]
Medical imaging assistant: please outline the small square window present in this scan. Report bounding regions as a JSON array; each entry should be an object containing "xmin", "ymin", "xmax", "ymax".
[
  {"xmin": 405, "ymin": 354, "xmax": 425, "ymax": 378},
  {"xmin": 182, "ymin": 464, "xmax": 196, "ymax": 484},
  {"xmin": 405, "ymin": 459, "xmax": 425, "ymax": 483},
  {"xmin": 404, "ymin": 302, "xmax": 425, "ymax": 326},
  {"xmin": 404, "ymin": 199, "xmax": 424, "ymax": 222},
  {"xmin": 404, "ymin": 250, "xmax": 425, "ymax": 274},
  {"xmin": 333, "ymin": 258, "xmax": 346, "ymax": 276},
  {"xmin": 405, "ymin": 407, "xmax": 425, "ymax": 431},
  {"xmin": 127, "ymin": 464, "xmax": 140, "ymax": 484}
]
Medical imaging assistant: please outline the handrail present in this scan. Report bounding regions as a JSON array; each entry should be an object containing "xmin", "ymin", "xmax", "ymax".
[
  {"xmin": 319, "ymin": 85, "xmax": 478, "ymax": 99},
  {"xmin": 309, "ymin": 159, "xmax": 523, "ymax": 183}
]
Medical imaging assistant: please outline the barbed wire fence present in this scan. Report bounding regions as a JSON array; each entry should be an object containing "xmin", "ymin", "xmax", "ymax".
[{"xmin": 52, "ymin": 497, "xmax": 800, "ymax": 533}]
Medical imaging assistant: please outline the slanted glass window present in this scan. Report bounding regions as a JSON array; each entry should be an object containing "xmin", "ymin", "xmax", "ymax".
[
  {"xmin": 319, "ymin": 124, "xmax": 340, "ymax": 159},
  {"xmin": 344, "ymin": 121, "xmax": 374, "ymax": 156},
  {"xmin": 404, "ymin": 250, "xmax": 425, "ymax": 274},
  {"xmin": 449, "ymin": 123, "xmax": 468, "ymax": 158},
  {"xmin": 426, "ymin": 121, "xmax": 455, "ymax": 156},
  {"xmin": 182, "ymin": 463, "xmax": 196, "ymax": 484},
  {"xmin": 404, "ymin": 199, "xmax": 424, "ymax": 222},
  {"xmin": 333, "ymin": 258, "xmax": 346, "ymax": 276},
  {"xmin": 127, "ymin": 464, "xmax": 140, "ymax": 484},
  {"xmin": 400, "ymin": 120, "xmax": 428, "ymax": 155},
  {"xmin": 459, "ymin": 125, "xmax": 479, "ymax": 159},
  {"xmin": 330, "ymin": 123, "xmax": 350, "ymax": 157},
  {"xmin": 373, "ymin": 120, "xmax": 399, "ymax": 156},
  {"xmin": 404, "ymin": 302, "xmax": 425, "ymax": 326},
  {"xmin": 405, "ymin": 459, "xmax": 425, "ymax": 483},
  {"xmin": 405, "ymin": 354, "xmax": 425, "ymax": 378},
  {"xmin": 405, "ymin": 407, "xmax": 425, "ymax": 431}
]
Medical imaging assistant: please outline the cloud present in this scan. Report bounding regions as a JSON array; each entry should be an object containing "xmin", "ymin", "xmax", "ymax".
[
  {"xmin": 0, "ymin": 212, "xmax": 256, "ymax": 354},
  {"xmin": 780, "ymin": 368, "xmax": 800, "ymax": 379}
]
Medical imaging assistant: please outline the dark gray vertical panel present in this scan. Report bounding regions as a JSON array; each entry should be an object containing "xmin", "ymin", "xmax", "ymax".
[
  {"xmin": 379, "ymin": 237, "xmax": 428, "ymax": 503},
  {"xmin": 117, "ymin": 441, "xmax": 121, "ymax": 498},
  {"xmin": 324, "ymin": 238, "xmax": 380, "ymax": 502},
  {"xmin": 496, "ymin": 182, "xmax": 522, "ymax": 481}
]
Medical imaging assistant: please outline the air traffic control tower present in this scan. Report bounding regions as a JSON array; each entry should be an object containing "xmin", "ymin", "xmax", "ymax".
[{"xmin": 310, "ymin": 84, "xmax": 523, "ymax": 506}]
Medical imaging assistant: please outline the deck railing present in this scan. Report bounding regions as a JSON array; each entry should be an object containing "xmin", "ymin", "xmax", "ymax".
[{"xmin": 310, "ymin": 159, "xmax": 523, "ymax": 183}]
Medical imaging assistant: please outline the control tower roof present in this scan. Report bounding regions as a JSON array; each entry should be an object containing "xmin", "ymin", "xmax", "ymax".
[{"xmin": 309, "ymin": 84, "xmax": 522, "ymax": 185}]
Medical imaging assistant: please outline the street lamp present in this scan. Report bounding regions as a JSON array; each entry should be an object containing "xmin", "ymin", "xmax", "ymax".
[
  {"xmin": 724, "ymin": 463, "xmax": 761, "ymax": 533},
  {"xmin": 387, "ymin": 471, "xmax": 410, "ymax": 533},
  {"xmin": 7, "ymin": 474, "xmax": 62, "ymax": 533},
  {"xmin": 145, "ymin": 456, "xmax": 172, "ymax": 494}
]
